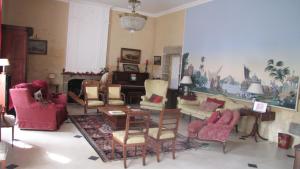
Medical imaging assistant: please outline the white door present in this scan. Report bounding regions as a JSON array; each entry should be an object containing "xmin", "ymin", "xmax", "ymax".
[{"xmin": 169, "ymin": 55, "xmax": 181, "ymax": 89}]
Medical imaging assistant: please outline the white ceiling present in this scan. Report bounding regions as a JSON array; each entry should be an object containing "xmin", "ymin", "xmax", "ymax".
[{"xmin": 59, "ymin": 0, "xmax": 211, "ymax": 17}]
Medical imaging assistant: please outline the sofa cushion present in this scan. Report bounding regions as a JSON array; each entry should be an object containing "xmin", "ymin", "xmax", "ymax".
[
  {"xmin": 199, "ymin": 101, "xmax": 220, "ymax": 112},
  {"xmin": 207, "ymin": 97, "xmax": 225, "ymax": 108},
  {"xmin": 216, "ymin": 110, "xmax": 233, "ymax": 125}
]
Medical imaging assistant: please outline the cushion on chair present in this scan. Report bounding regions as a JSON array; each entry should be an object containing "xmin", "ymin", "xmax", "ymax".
[
  {"xmin": 149, "ymin": 94, "xmax": 163, "ymax": 103},
  {"xmin": 109, "ymin": 86, "xmax": 121, "ymax": 99},
  {"xmin": 108, "ymin": 99, "xmax": 124, "ymax": 105},
  {"xmin": 86, "ymin": 87, "xmax": 99, "ymax": 99},
  {"xmin": 216, "ymin": 110, "xmax": 233, "ymax": 125},
  {"xmin": 87, "ymin": 100, "xmax": 104, "ymax": 106},
  {"xmin": 113, "ymin": 130, "xmax": 145, "ymax": 144},
  {"xmin": 148, "ymin": 128, "xmax": 175, "ymax": 139},
  {"xmin": 140, "ymin": 100, "xmax": 164, "ymax": 108}
]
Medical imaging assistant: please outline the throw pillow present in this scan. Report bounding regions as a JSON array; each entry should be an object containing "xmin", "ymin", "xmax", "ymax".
[
  {"xmin": 199, "ymin": 101, "xmax": 221, "ymax": 112},
  {"xmin": 207, "ymin": 97, "xmax": 225, "ymax": 108},
  {"xmin": 149, "ymin": 94, "xmax": 163, "ymax": 103},
  {"xmin": 216, "ymin": 110, "xmax": 233, "ymax": 125},
  {"xmin": 34, "ymin": 90, "xmax": 44, "ymax": 102}
]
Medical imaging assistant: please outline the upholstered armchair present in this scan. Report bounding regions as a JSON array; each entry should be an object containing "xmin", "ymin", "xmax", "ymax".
[
  {"xmin": 188, "ymin": 109, "xmax": 240, "ymax": 153},
  {"xmin": 140, "ymin": 80, "xmax": 168, "ymax": 111},
  {"xmin": 107, "ymin": 84, "xmax": 125, "ymax": 106},
  {"xmin": 82, "ymin": 80, "xmax": 105, "ymax": 113},
  {"xmin": 10, "ymin": 83, "xmax": 68, "ymax": 130}
]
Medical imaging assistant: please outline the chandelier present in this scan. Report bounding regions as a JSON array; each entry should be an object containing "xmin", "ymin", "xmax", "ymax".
[{"xmin": 119, "ymin": 0, "xmax": 147, "ymax": 32}]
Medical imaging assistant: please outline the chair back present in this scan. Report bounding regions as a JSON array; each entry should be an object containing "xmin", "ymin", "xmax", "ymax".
[
  {"xmin": 124, "ymin": 111, "xmax": 150, "ymax": 144},
  {"xmin": 144, "ymin": 80, "xmax": 168, "ymax": 98},
  {"xmin": 157, "ymin": 109, "xmax": 181, "ymax": 139},
  {"xmin": 82, "ymin": 80, "xmax": 100, "ymax": 100},
  {"xmin": 108, "ymin": 84, "xmax": 121, "ymax": 99}
]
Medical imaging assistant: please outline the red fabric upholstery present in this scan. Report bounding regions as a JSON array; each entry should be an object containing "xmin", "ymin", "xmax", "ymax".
[
  {"xmin": 207, "ymin": 97, "xmax": 225, "ymax": 108},
  {"xmin": 9, "ymin": 81, "xmax": 68, "ymax": 130}
]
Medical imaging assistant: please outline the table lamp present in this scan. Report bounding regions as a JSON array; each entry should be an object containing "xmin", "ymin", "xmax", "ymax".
[
  {"xmin": 180, "ymin": 76, "xmax": 193, "ymax": 96},
  {"xmin": 247, "ymin": 82, "xmax": 264, "ymax": 102},
  {"xmin": 0, "ymin": 59, "xmax": 10, "ymax": 74}
]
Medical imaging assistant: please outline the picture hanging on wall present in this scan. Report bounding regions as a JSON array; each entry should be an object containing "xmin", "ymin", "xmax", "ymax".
[
  {"xmin": 28, "ymin": 39, "xmax": 48, "ymax": 55},
  {"xmin": 182, "ymin": 0, "xmax": 300, "ymax": 110},
  {"xmin": 120, "ymin": 48, "xmax": 141, "ymax": 64},
  {"xmin": 154, "ymin": 56, "xmax": 161, "ymax": 65},
  {"xmin": 123, "ymin": 64, "xmax": 139, "ymax": 72}
]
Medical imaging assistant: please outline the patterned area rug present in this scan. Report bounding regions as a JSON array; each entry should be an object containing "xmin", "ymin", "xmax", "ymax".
[{"xmin": 69, "ymin": 114, "xmax": 203, "ymax": 162}]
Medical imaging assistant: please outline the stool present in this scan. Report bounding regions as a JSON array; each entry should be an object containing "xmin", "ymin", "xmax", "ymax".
[
  {"xmin": 294, "ymin": 144, "xmax": 300, "ymax": 169},
  {"xmin": 0, "ymin": 142, "xmax": 8, "ymax": 169}
]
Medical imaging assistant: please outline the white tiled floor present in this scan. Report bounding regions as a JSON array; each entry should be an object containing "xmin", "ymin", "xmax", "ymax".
[{"xmin": 1, "ymin": 104, "xmax": 295, "ymax": 169}]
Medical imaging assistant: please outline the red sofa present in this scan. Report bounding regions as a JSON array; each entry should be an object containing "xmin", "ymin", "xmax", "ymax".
[{"xmin": 10, "ymin": 80, "xmax": 68, "ymax": 130}]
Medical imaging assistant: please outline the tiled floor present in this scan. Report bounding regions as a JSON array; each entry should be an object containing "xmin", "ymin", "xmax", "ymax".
[{"xmin": 1, "ymin": 104, "xmax": 295, "ymax": 169}]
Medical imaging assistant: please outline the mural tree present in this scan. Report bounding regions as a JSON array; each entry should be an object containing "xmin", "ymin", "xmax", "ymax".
[
  {"xmin": 181, "ymin": 53, "xmax": 189, "ymax": 78},
  {"xmin": 265, "ymin": 59, "xmax": 290, "ymax": 84}
]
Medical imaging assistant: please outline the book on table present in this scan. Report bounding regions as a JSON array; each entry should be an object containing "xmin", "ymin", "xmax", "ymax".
[{"xmin": 108, "ymin": 110, "xmax": 125, "ymax": 116}]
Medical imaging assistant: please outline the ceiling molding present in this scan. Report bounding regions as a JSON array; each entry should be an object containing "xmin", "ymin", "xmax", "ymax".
[
  {"xmin": 111, "ymin": 7, "xmax": 157, "ymax": 17},
  {"xmin": 154, "ymin": 0, "xmax": 212, "ymax": 17}
]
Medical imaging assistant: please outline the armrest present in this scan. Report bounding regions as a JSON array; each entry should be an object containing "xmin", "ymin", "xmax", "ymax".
[
  {"xmin": 18, "ymin": 102, "xmax": 58, "ymax": 122},
  {"xmin": 141, "ymin": 95, "xmax": 147, "ymax": 101}
]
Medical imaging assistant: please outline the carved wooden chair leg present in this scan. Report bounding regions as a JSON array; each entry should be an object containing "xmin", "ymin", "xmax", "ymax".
[
  {"xmin": 123, "ymin": 145, "xmax": 127, "ymax": 168},
  {"xmin": 172, "ymin": 139, "xmax": 176, "ymax": 159},
  {"xmin": 142, "ymin": 145, "xmax": 146, "ymax": 166},
  {"xmin": 156, "ymin": 142, "xmax": 160, "ymax": 162},
  {"xmin": 111, "ymin": 140, "xmax": 115, "ymax": 159},
  {"xmin": 222, "ymin": 142, "xmax": 226, "ymax": 154}
]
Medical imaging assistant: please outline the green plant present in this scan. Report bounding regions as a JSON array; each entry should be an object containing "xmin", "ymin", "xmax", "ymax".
[{"xmin": 265, "ymin": 59, "xmax": 290, "ymax": 84}]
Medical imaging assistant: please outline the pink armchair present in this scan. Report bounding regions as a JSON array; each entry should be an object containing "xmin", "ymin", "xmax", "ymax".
[
  {"xmin": 188, "ymin": 109, "xmax": 240, "ymax": 153},
  {"xmin": 10, "ymin": 81, "xmax": 68, "ymax": 130}
]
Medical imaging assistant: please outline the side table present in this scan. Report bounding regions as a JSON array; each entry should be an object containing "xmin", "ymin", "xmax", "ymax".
[{"xmin": 239, "ymin": 108, "xmax": 275, "ymax": 142}]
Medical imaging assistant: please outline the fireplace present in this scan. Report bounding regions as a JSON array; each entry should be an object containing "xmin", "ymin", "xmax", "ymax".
[{"xmin": 63, "ymin": 73, "xmax": 102, "ymax": 103}]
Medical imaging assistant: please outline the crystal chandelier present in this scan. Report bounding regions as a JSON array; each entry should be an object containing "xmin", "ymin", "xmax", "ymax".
[{"xmin": 119, "ymin": 0, "xmax": 147, "ymax": 32}]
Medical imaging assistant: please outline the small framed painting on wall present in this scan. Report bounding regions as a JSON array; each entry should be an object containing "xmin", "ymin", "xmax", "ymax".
[
  {"xmin": 120, "ymin": 48, "xmax": 141, "ymax": 64},
  {"xmin": 28, "ymin": 39, "xmax": 48, "ymax": 55},
  {"xmin": 154, "ymin": 56, "xmax": 161, "ymax": 65}
]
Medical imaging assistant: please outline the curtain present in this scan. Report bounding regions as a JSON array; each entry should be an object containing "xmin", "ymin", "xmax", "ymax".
[{"xmin": 65, "ymin": 0, "xmax": 110, "ymax": 73}]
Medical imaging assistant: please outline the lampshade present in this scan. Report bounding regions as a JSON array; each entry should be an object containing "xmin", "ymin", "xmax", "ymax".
[
  {"xmin": 0, "ymin": 59, "xmax": 10, "ymax": 66},
  {"xmin": 180, "ymin": 76, "xmax": 193, "ymax": 85},
  {"xmin": 119, "ymin": 0, "xmax": 147, "ymax": 32},
  {"xmin": 247, "ymin": 83, "xmax": 264, "ymax": 95}
]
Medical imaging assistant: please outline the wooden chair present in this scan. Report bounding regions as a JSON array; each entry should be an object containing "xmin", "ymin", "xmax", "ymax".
[
  {"xmin": 148, "ymin": 109, "xmax": 181, "ymax": 162},
  {"xmin": 111, "ymin": 111, "xmax": 150, "ymax": 168},
  {"xmin": 107, "ymin": 84, "xmax": 125, "ymax": 106},
  {"xmin": 82, "ymin": 80, "xmax": 105, "ymax": 114}
]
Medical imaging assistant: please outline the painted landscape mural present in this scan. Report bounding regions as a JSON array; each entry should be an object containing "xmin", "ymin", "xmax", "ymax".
[{"xmin": 183, "ymin": 0, "xmax": 300, "ymax": 110}]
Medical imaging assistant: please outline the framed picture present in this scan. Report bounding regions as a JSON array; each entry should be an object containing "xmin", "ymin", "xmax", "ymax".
[
  {"xmin": 123, "ymin": 64, "xmax": 139, "ymax": 72},
  {"xmin": 120, "ymin": 48, "xmax": 141, "ymax": 64},
  {"xmin": 28, "ymin": 39, "xmax": 48, "ymax": 55},
  {"xmin": 154, "ymin": 56, "xmax": 161, "ymax": 65}
]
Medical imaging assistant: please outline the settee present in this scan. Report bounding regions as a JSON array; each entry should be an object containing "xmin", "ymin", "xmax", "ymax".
[{"xmin": 177, "ymin": 94, "xmax": 244, "ymax": 120}]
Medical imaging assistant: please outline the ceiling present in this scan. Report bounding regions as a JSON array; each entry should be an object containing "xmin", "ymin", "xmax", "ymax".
[{"xmin": 59, "ymin": 0, "xmax": 211, "ymax": 17}]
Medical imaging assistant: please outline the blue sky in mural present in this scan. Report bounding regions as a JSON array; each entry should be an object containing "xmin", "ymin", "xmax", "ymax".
[
  {"xmin": 183, "ymin": 0, "xmax": 300, "ymax": 109},
  {"xmin": 184, "ymin": 0, "xmax": 300, "ymax": 83}
]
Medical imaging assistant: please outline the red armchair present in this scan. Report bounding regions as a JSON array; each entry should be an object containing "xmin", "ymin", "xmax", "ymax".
[
  {"xmin": 10, "ymin": 81, "xmax": 68, "ymax": 130},
  {"xmin": 188, "ymin": 109, "xmax": 240, "ymax": 153}
]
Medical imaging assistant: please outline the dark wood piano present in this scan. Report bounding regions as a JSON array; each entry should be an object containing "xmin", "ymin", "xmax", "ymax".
[{"xmin": 112, "ymin": 71, "xmax": 149, "ymax": 104}]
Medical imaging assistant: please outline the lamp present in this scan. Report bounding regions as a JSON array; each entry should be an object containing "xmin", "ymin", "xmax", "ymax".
[
  {"xmin": 119, "ymin": 0, "xmax": 147, "ymax": 32},
  {"xmin": 247, "ymin": 82, "xmax": 263, "ymax": 101},
  {"xmin": 180, "ymin": 76, "xmax": 193, "ymax": 96},
  {"xmin": 0, "ymin": 59, "xmax": 10, "ymax": 74}
]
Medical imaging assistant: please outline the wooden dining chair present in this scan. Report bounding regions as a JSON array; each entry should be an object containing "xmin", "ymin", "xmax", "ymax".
[
  {"xmin": 148, "ymin": 109, "xmax": 181, "ymax": 162},
  {"xmin": 111, "ymin": 111, "xmax": 150, "ymax": 168},
  {"xmin": 107, "ymin": 84, "xmax": 125, "ymax": 106},
  {"xmin": 82, "ymin": 80, "xmax": 105, "ymax": 114}
]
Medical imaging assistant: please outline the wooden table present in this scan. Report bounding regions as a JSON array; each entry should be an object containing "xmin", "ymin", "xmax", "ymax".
[
  {"xmin": 239, "ymin": 108, "xmax": 275, "ymax": 142},
  {"xmin": 98, "ymin": 105, "xmax": 130, "ymax": 130}
]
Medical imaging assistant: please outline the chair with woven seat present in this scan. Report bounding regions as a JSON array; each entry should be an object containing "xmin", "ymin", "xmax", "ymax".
[
  {"xmin": 111, "ymin": 111, "xmax": 150, "ymax": 168},
  {"xmin": 148, "ymin": 109, "xmax": 181, "ymax": 162},
  {"xmin": 107, "ymin": 84, "xmax": 125, "ymax": 106},
  {"xmin": 83, "ymin": 80, "xmax": 105, "ymax": 114}
]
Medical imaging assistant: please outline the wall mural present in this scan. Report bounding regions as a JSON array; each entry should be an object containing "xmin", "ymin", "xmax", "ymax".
[{"xmin": 183, "ymin": 0, "xmax": 300, "ymax": 110}]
